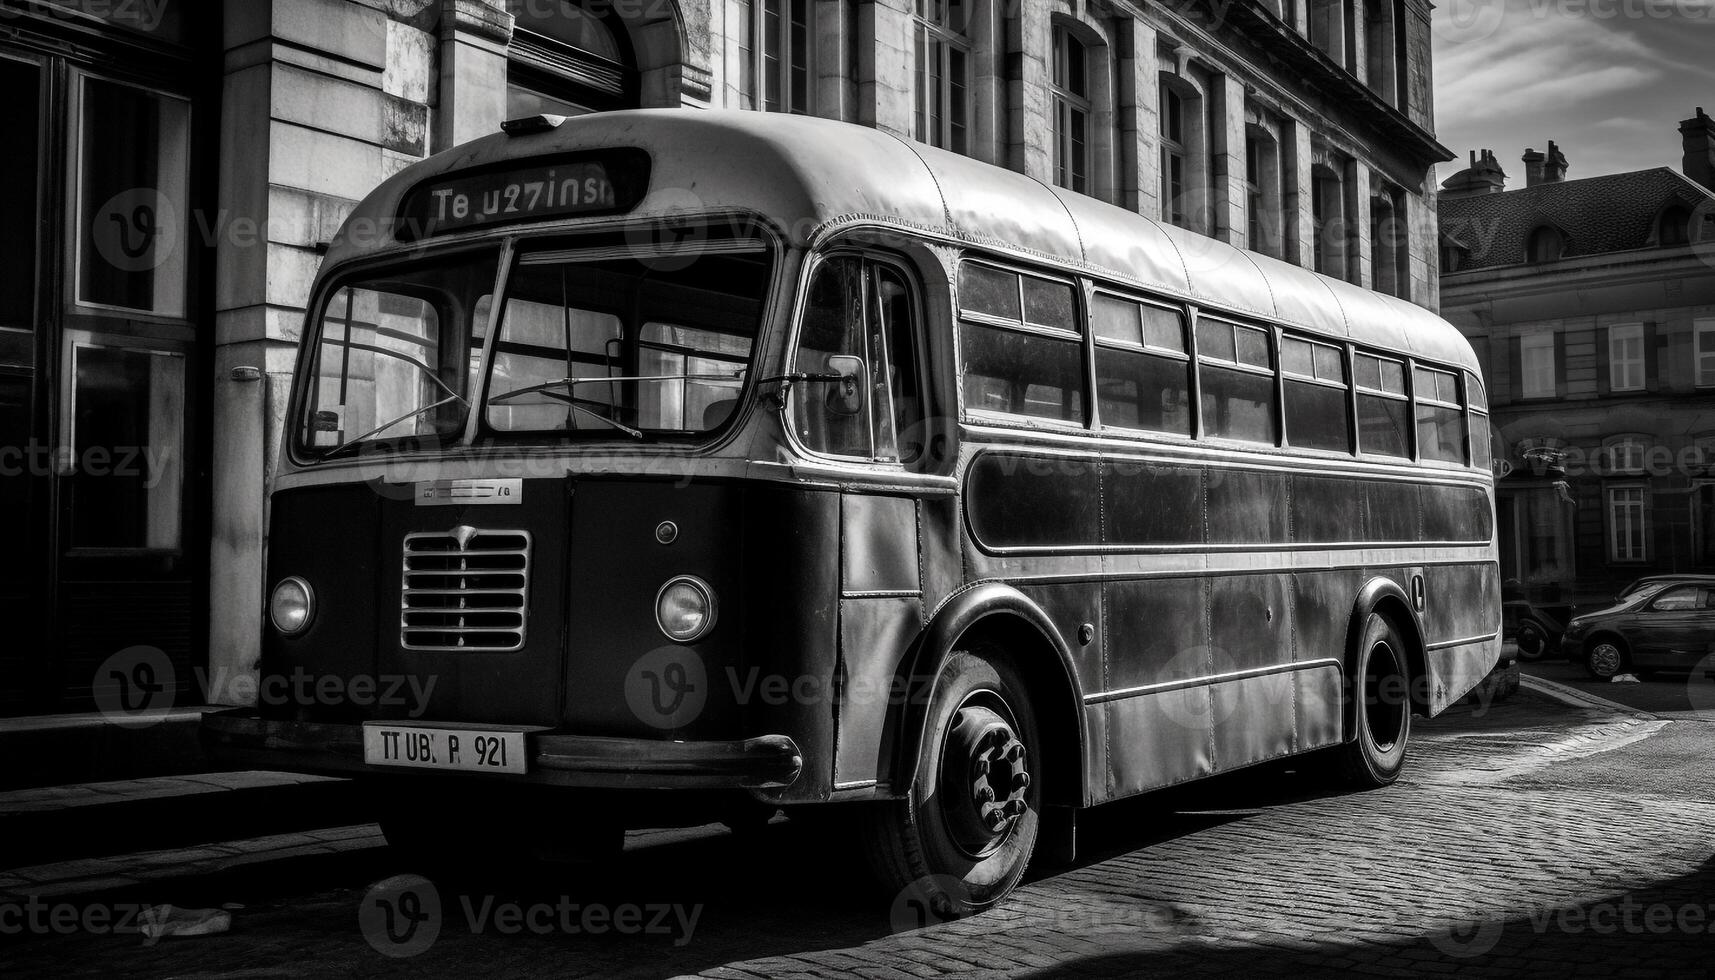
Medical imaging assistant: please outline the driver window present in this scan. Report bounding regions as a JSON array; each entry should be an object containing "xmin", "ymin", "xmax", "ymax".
[{"xmin": 793, "ymin": 256, "xmax": 923, "ymax": 463}]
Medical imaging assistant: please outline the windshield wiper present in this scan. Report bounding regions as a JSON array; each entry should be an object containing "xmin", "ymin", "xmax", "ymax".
[{"xmin": 318, "ymin": 394, "xmax": 465, "ymax": 461}]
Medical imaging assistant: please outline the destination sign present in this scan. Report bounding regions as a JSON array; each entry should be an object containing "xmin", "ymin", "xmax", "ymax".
[{"xmin": 397, "ymin": 150, "xmax": 650, "ymax": 240}]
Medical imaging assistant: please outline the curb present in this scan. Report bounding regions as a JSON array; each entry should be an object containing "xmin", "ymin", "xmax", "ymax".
[{"xmin": 1520, "ymin": 674, "xmax": 1662, "ymax": 718}]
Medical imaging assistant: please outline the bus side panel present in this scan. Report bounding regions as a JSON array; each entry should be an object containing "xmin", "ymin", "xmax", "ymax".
[
  {"xmin": 833, "ymin": 595, "xmax": 919, "ymax": 789},
  {"xmin": 1103, "ymin": 689, "xmax": 1214, "ymax": 797},
  {"xmin": 1292, "ymin": 570, "xmax": 1357, "ymax": 747},
  {"xmin": 1421, "ymin": 561, "xmax": 1502, "ymax": 714}
]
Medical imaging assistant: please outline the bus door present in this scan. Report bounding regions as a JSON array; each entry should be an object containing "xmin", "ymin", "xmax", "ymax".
[{"xmin": 791, "ymin": 254, "xmax": 929, "ymax": 787}]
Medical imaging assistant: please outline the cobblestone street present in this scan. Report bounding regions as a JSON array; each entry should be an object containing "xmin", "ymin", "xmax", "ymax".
[{"xmin": 4, "ymin": 681, "xmax": 1711, "ymax": 979}]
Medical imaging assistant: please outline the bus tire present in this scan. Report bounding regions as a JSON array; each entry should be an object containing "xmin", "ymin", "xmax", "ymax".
[
  {"xmin": 861, "ymin": 646, "xmax": 1041, "ymax": 918},
  {"xmin": 1340, "ymin": 612, "xmax": 1412, "ymax": 788}
]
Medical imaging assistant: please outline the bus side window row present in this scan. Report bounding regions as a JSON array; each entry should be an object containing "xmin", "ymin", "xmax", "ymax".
[{"xmin": 956, "ymin": 260, "xmax": 1487, "ymax": 466}]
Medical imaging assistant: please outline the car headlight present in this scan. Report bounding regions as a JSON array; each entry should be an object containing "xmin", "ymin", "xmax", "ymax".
[
  {"xmin": 655, "ymin": 576, "xmax": 717, "ymax": 643},
  {"xmin": 1564, "ymin": 618, "xmax": 1589, "ymax": 636},
  {"xmin": 270, "ymin": 577, "xmax": 316, "ymax": 636}
]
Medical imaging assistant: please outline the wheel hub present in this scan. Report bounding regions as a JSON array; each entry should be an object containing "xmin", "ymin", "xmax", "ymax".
[{"xmin": 941, "ymin": 704, "xmax": 1030, "ymax": 855}]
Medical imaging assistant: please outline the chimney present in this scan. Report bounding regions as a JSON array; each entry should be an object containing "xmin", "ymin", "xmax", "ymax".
[
  {"xmin": 1522, "ymin": 148, "xmax": 1545, "ymax": 186},
  {"xmin": 1522, "ymin": 142, "xmax": 1568, "ymax": 187},
  {"xmin": 1441, "ymin": 149, "xmax": 1508, "ymax": 198},
  {"xmin": 1683, "ymin": 107, "xmax": 1715, "ymax": 192},
  {"xmin": 1545, "ymin": 141, "xmax": 1568, "ymax": 183}
]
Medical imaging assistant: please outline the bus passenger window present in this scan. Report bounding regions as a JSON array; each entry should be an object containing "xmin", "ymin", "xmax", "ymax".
[
  {"xmin": 1280, "ymin": 335, "xmax": 1351, "ymax": 452},
  {"xmin": 792, "ymin": 256, "xmax": 924, "ymax": 462},
  {"xmin": 1355, "ymin": 352, "xmax": 1410, "ymax": 457},
  {"xmin": 1415, "ymin": 366, "xmax": 1466, "ymax": 463},
  {"xmin": 1092, "ymin": 293, "xmax": 1191, "ymax": 436},
  {"xmin": 957, "ymin": 262, "xmax": 1085, "ymax": 425},
  {"xmin": 1196, "ymin": 318, "xmax": 1275, "ymax": 444}
]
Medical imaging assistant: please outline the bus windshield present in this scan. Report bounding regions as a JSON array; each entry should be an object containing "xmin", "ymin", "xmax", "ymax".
[
  {"xmin": 482, "ymin": 242, "xmax": 772, "ymax": 438},
  {"xmin": 299, "ymin": 251, "xmax": 499, "ymax": 458}
]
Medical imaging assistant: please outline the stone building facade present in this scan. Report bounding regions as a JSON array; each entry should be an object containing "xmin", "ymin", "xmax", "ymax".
[
  {"xmin": 0, "ymin": 0, "xmax": 1450, "ymax": 713},
  {"xmin": 1440, "ymin": 111, "xmax": 1715, "ymax": 608}
]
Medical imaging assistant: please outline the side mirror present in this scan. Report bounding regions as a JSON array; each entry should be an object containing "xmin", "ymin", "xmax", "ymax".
[{"xmin": 823, "ymin": 354, "xmax": 866, "ymax": 417}]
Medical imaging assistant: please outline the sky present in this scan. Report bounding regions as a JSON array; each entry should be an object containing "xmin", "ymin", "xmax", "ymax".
[{"xmin": 1432, "ymin": 0, "xmax": 1715, "ymax": 182}]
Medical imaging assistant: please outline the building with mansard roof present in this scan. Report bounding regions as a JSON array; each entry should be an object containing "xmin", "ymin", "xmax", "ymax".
[
  {"xmin": 1439, "ymin": 110, "xmax": 1715, "ymax": 613},
  {"xmin": 0, "ymin": 0, "xmax": 1449, "ymax": 718}
]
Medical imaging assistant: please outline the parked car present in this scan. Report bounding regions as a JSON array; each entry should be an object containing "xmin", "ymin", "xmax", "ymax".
[{"xmin": 1560, "ymin": 582, "xmax": 1715, "ymax": 679}]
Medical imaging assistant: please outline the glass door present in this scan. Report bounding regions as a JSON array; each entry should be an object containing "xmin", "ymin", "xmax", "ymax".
[{"xmin": 0, "ymin": 53, "xmax": 46, "ymax": 714}]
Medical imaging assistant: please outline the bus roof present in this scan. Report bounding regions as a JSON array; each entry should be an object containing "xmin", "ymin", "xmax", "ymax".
[{"xmin": 328, "ymin": 110, "xmax": 1476, "ymax": 372}]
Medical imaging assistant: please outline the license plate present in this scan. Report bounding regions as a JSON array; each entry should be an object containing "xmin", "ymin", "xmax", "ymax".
[{"xmin": 362, "ymin": 723, "xmax": 529, "ymax": 775}]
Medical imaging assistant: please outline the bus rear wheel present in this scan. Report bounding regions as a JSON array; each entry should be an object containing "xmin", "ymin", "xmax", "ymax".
[
  {"xmin": 1340, "ymin": 613, "xmax": 1412, "ymax": 788},
  {"xmin": 862, "ymin": 647, "xmax": 1041, "ymax": 919}
]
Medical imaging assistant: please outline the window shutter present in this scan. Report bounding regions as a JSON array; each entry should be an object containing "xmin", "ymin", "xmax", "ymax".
[
  {"xmin": 1645, "ymin": 321, "xmax": 1660, "ymax": 391},
  {"xmin": 1554, "ymin": 331, "xmax": 1568, "ymax": 399},
  {"xmin": 1596, "ymin": 325, "xmax": 1611, "ymax": 393},
  {"xmin": 1509, "ymin": 334, "xmax": 1522, "ymax": 403}
]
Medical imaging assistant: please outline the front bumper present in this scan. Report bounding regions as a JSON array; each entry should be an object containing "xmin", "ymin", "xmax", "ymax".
[{"xmin": 201, "ymin": 709, "xmax": 803, "ymax": 790}]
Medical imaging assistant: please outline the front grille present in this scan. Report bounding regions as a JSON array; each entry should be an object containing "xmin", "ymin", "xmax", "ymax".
[{"xmin": 401, "ymin": 529, "xmax": 532, "ymax": 652}]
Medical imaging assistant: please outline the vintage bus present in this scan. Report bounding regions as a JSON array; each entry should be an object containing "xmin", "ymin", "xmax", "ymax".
[{"xmin": 204, "ymin": 110, "xmax": 1499, "ymax": 915}]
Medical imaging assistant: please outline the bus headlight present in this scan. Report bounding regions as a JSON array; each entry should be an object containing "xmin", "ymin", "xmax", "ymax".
[
  {"xmin": 270, "ymin": 577, "xmax": 316, "ymax": 636},
  {"xmin": 656, "ymin": 576, "xmax": 717, "ymax": 643}
]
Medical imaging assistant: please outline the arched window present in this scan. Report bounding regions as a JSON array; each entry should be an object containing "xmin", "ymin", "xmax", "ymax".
[
  {"xmin": 1312, "ymin": 162, "xmax": 1348, "ymax": 279},
  {"xmin": 1245, "ymin": 124, "xmax": 1283, "ymax": 257},
  {"xmin": 1658, "ymin": 205, "xmax": 1691, "ymax": 246},
  {"xmin": 508, "ymin": 1, "xmax": 638, "ymax": 116},
  {"xmin": 737, "ymin": 0, "xmax": 813, "ymax": 114},
  {"xmin": 1159, "ymin": 71, "xmax": 1207, "ymax": 231},
  {"xmin": 915, "ymin": 1, "xmax": 972, "ymax": 154},
  {"xmin": 1526, "ymin": 225, "xmax": 1565, "ymax": 263},
  {"xmin": 1051, "ymin": 26, "xmax": 1092, "ymax": 194}
]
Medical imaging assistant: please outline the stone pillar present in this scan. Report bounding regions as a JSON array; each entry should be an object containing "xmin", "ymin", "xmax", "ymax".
[
  {"xmin": 1117, "ymin": 19, "xmax": 1158, "ymax": 216},
  {"xmin": 1007, "ymin": 0, "xmax": 1053, "ymax": 182},
  {"xmin": 1348, "ymin": 157, "xmax": 1372, "ymax": 288},
  {"xmin": 1210, "ymin": 73, "xmax": 1247, "ymax": 247},
  {"xmin": 1286, "ymin": 122, "xmax": 1315, "ymax": 266},
  {"xmin": 436, "ymin": 0, "xmax": 512, "ymax": 152},
  {"xmin": 858, "ymin": 0, "xmax": 913, "ymax": 137},
  {"xmin": 210, "ymin": 0, "xmax": 436, "ymax": 703}
]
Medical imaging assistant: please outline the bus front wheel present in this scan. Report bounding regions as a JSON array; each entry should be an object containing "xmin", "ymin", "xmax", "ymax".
[
  {"xmin": 1340, "ymin": 613, "xmax": 1412, "ymax": 788},
  {"xmin": 862, "ymin": 646, "xmax": 1041, "ymax": 919}
]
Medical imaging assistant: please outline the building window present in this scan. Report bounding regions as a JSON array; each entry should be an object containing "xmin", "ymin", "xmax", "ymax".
[
  {"xmin": 1695, "ymin": 318, "xmax": 1715, "ymax": 387},
  {"xmin": 508, "ymin": 1, "xmax": 637, "ymax": 117},
  {"xmin": 1369, "ymin": 181, "xmax": 1408, "ymax": 298},
  {"xmin": 1161, "ymin": 84, "xmax": 1187, "ymax": 226},
  {"xmin": 1246, "ymin": 126, "xmax": 1284, "ymax": 258},
  {"xmin": 738, "ymin": 0, "xmax": 813, "ymax": 114},
  {"xmin": 1364, "ymin": 0, "xmax": 1397, "ymax": 104},
  {"xmin": 1658, "ymin": 206, "xmax": 1691, "ymax": 247},
  {"xmin": 1308, "ymin": 0, "xmax": 1349, "ymax": 66},
  {"xmin": 65, "ymin": 338, "xmax": 186, "ymax": 551},
  {"xmin": 915, "ymin": 1, "xmax": 971, "ymax": 154},
  {"xmin": 1312, "ymin": 164, "xmax": 1347, "ymax": 280},
  {"xmin": 72, "ymin": 74, "xmax": 191, "ymax": 318},
  {"xmin": 1052, "ymin": 27, "xmax": 1092, "ymax": 194},
  {"xmin": 1601, "ymin": 435, "xmax": 1649, "ymax": 476},
  {"xmin": 1608, "ymin": 323, "xmax": 1645, "ymax": 392},
  {"xmin": 1607, "ymin": 486, "xmax": 1647, "ymax": 562},
  {"xmin": 1693, "ymin": 479, "xmax": 1715, "ymax": 563},
  {"xmin": 1520, "ymin": 333, "xmax": 1555, "ymax": 399},
  {"xmin": 1526, "ymin": 225, "xmax": 1565, "ymax": 263}
]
